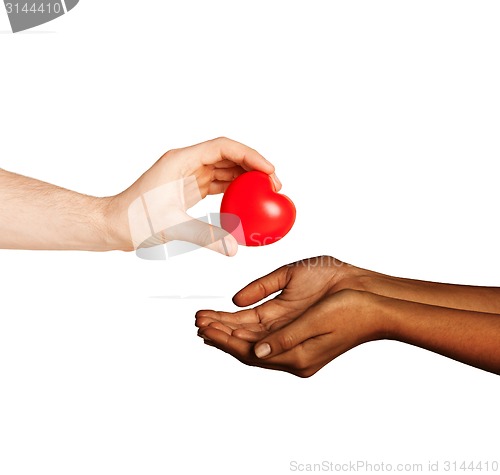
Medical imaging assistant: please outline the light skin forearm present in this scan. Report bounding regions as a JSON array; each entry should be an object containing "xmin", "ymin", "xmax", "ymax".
[
  {"xmin": 0, "ymin": 138, "xmax": 278, "ymax": 254},
  {"xmin": 377, "ymin": 292, "xmax": 500, "ymax": 375},
  {"xmin": 0, "ymin": 169, "xmax": 117, "ymax": 251}
]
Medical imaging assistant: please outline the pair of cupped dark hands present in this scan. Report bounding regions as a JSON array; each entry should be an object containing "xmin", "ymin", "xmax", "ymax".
[{"xmin": 196, "ymin": 256, "xmax": 386, "ymax": 378}]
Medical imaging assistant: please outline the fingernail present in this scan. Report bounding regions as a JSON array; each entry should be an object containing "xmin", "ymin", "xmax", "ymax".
[
  {"xmin": 255, "ymin": 343, "xmax": 271, "ymax": 358},
  {"xmin": 271, "ymin": 173, "xmax": 282, "ymax": 190}
]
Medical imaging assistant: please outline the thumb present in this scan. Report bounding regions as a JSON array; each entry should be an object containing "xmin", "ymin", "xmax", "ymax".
[
  {"xmin": 254, "ymin": 311, "xmax": 324, "ymax": 359},
  {"xmin": 169, "ymin": 215, "xmax": 239, "ymax": 257}
]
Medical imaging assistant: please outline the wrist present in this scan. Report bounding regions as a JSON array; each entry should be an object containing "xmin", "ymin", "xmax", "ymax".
[
  {"xmin": 337, "ymin": 265, "xmax": 402, "ymax": 300},
  {"xmin": 97, "ymin": 195, "xmax": 134, "ymax": 252},
  {"xmin": 339, "ymin": 289, "xmax": 395, "ymax": 342},
  {"xmin": 368, "ymin": 292, "xmax": 402, "ymax": 341},
  {"xmin": 329, "ymin": 260, "xmax": 376, "ymax": 294}
]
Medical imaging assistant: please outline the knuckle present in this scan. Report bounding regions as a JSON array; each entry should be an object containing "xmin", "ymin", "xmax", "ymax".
[
  {"xmin": 213, "ymin": 136, "xmax": 229, "ymax": 145},
  {"xmin": 292, "ymin": 351, "xmax": 310, "ymax": 371},
  {"xmin": 256, "ymin": 280, "xmax": 269, "ymax": 297},
  {"xmin": 276, "ymin": 331, "xmax": 295, "ymax": 351},
  {"xmin": 335, "ymin": 288, "xmax": 366, "ymax": 309},
  {"xmin": 294, "ymin": 355, "xmax": 308, "ymax": 372},
  {"xmin": 283, "ymin": 264, "xmax": 293, "ymax": 283},
  {"xmin": 293, "ymin": 355, "xmax": 317, "ymax": 378}
]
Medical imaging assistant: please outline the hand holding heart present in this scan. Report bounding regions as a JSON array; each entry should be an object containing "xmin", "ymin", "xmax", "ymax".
[
  {"xmin": 0, "ymin": 137, "xmax": 282, "ymax": 253},
  {"xmin": 106, "ymin": 137, "xmax": 284, "ymax": 255}
]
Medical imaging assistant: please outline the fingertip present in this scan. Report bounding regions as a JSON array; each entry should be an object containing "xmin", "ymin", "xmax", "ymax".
[
  {"xmin": 195, "ymin": 317, "xmax": 210, "ymax": 328},
  {"xmin": 198, "ymin": 326, "xmax": 215, "ymax": 341},
  {"xmin": 232, "ymin": 287, "xmax": 254, "ymax": 307},
  {"xmin": 195, "ymin": 309, "xmax": 213, "ymax": 318},
  {"xmin": 254, "ymin": 342, "xmax": 272, "ymax": 359},
  {"xmin": 270, "ymin": 172, "xmax": 282, "ymax": 191},
  {"xmin": 198, "ymin": 330, "xmax": 216, "ymax": 347},
  {"xmin": 232, "ymin": 290, "xmax": 245, "ymax": 306},
  {"xmin": 208, "ymin": 235, "xmax": 238, "ymax": 256},
  {"xmin": 195, "ymin": 310, "xmax": 217, "ymax": 328},
  {"xmin": 222, "ymin": 235, "xmax": 238, "ymax": 257},
  {"xmin": 262, "ymin": 159, "xmax": 275, "ymax": 174}
]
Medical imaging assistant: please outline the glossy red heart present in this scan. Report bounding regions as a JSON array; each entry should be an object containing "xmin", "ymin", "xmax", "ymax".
[{"xmin": 220, "ymin": 171, "xmax": 296, "ymax": 246}]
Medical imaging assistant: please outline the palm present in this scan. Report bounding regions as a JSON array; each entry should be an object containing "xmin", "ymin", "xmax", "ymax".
[{"xmin": 196, "ymin": 257, "xmax": 344, "ymax": 341}]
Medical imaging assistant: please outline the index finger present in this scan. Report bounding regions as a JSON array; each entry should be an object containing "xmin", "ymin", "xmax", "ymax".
[
  {"xmin": 202, "ymin": 137, "xmax": 282, "ymax": 191},
  {"xmin": 204, "ymin": 137, "xmax": 274, "ymax": 172},
  {"xmin": 195, "ymin": 308, "xmax": 261, "ymax": 326}
]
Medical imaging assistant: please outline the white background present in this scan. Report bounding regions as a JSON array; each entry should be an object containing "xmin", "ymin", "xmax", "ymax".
[{"xmin": 1, "ymin": 1, "xmax": 500, "ymax": 474}]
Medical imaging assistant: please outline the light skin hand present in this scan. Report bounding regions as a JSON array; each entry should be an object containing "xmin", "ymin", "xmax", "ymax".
[
  {"xmin": 0, "ymin": 137, "xmax": 279, "ymax": 254},
  {"xmin": 106, "ymin": 137, "xmax": 281, "ymax": 255}
]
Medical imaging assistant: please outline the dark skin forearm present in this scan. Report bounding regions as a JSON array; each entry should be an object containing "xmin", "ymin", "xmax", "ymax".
[
  {"xmin": 346, "ymin": 265, "xmax": 500, "ymax": 373},
  {"xmin": 346, "ymin": 266, "xmax": 500, "ymax": 313},
  {"xmin": 378, "ymin": 293, "xmax": 500, "ymax": 375}
]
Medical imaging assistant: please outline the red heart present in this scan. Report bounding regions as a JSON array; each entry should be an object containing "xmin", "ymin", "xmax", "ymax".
[{"xmin": 220, "ymin": 171, "xmax": 296, "ymax": 246}]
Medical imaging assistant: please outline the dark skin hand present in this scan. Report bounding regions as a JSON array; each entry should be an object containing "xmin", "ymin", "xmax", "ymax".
[
  {"xmin": 196, "ymin": 256, "xmax": 500, "ymax": 377},
  {"xmin": 195, "ymin": 257, "xmax": 380, "ymax": 377},
  {"xmin": 198, "ymin": 256, "xmax": 348, "ymax": 338}
]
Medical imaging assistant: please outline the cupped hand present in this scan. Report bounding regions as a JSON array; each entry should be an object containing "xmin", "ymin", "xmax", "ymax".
[
  {"xmin": 195, "ymin": 256, "xmax": 381, "ymax": 377},
  {"xmin": 196, "ymin": 256, "xmax": 349, "ymax": 338},
  {"xmin": 198, "ymin": 286, "xmax": 384, "ymax": 377}
]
